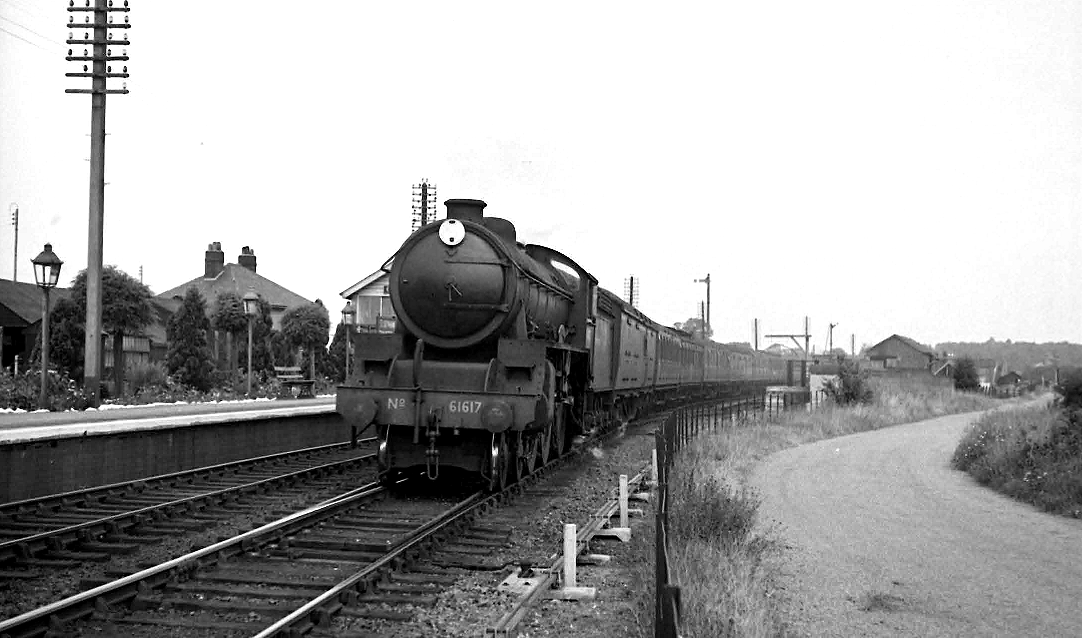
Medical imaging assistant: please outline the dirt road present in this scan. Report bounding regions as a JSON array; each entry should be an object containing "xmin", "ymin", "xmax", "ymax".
[{"xmin": 752, "ymin": 409, "xmax": 1082, "ymax": 637}]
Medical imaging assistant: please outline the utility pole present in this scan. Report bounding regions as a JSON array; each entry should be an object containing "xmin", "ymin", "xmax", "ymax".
[
  {"xmin": 411, "ymin": 179, "xmax": 438, "ymax": 232},
  {"xmin": 8, "ymin": 203, "xmax": 17, "ymax": 282},
  {"xmin": 754, "ymin": 318, "xmax": 759, "ymax": 350},
  {"xmin": 765, "ymin": 316, "xmax": 812, "ymax": 384},
  {"xmin": 65, "ymin": 0, "xmax": 130, "ymax": 405},
  {"xmin": 694, "ymin": 273, "xmax": 711, "ymax": 336},
  {"xmin": 827, "ymin": 322, "xmax": 838, "ymax": 354},
  {"xmin": 623, "ymin": 275, "xmax": 638, "ymax": 308},
  {"xmin": 851, "ymin": 334, "xmax": 856, "ymax": 358}
]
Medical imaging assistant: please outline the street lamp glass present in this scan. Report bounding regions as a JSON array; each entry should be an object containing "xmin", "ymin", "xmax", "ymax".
[
  {"xmin": 341, "ymin": 301, "xmax": 355, "ymax": 326},
  {"xmin": 242, "ymin": 290, "xmax": 259, "ymax": 316},
  {"xmin": 31, "ymin": 244, "xmax": 63, "ymax": 289}
]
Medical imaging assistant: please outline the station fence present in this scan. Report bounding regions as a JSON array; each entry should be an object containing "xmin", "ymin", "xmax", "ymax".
[{"xmin": 653, "ymin": 391, "xmax": 822, "ymax": 638}]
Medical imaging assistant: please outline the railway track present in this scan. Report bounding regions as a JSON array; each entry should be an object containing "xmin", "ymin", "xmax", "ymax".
[
  {"xmin": 1, "ymin": 397, "xmax": 755, "ymax": 636},
  {"xmin": 0, "ymin": 440, "xmax": 376, "ymax": 574},
  {"xmin": 0, "ymin": 479, "xmax": 492, "ymax": 638}
]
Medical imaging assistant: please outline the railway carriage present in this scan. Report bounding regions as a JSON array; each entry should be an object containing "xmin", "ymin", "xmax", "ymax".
[{"xmin": 337, "ymin": 198, "xmax": 787, "ymax": 490}]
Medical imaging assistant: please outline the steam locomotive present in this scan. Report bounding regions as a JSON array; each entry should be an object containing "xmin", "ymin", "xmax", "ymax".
[{"xmin": 337, "ymin": 199, "xmax": 787, "ymax": 489}]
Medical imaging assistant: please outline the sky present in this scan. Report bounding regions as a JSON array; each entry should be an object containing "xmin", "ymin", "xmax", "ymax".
[{"xmin": 1, "ymin": 1, "xmax": 1080, "ymax": 353}]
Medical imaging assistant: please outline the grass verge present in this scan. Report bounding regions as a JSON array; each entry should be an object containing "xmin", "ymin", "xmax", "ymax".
[
  {"xmin": 952, "ymin": 400, "xmax": 1082, "ymax": 517},
  {"xmin": 631, "ymin": 379, "xmax": 1003, "ymax": 637}
]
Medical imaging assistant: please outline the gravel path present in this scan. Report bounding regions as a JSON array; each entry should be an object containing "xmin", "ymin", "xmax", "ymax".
[{"xmin": 752, "ymin": 409, "xmax": 1082, "ymax": 637}]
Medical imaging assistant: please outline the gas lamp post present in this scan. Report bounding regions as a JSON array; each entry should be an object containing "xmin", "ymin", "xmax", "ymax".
[
  {"xmin": 242, "ymin": 290, "xmax": 259, "ymax": 397},
  {"xmin": 341, "ymin": 301, "xmax": 355, "ymax": 380},
  {"xmin": 31, "ymin": 244, "xmax": 63, "ymax": 409}
]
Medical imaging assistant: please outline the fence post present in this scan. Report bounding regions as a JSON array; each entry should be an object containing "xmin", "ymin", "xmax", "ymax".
[
  {"xmin": 619, "ymin": 474, "xmax": 629, "ymax": 528},
  {"xmin": 654, "ymin": 425, "xmax": 667, "ymax": 636},
  {"xmin": 563, "ymin": 523, "xmax": 577, "ymax": 588}
]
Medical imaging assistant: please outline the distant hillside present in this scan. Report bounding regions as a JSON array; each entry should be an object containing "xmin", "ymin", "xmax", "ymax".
[{"xmin": 935, "ymin": 339, "xmax": 1082, "ymax": 376}]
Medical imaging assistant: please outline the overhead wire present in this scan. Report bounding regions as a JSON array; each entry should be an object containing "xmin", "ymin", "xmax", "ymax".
[
  {"xmin": 0, "ymin": 1, "xmax": 66, "ymax": 53},
  {"xmin": 0, "ymin": 22, "xmax": 53, "ymax": 52}
]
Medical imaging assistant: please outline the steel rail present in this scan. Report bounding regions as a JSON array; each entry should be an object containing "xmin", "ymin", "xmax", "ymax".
[
  {"xmin": 0, "ymin": 438, "xmax": 376, "ymax": 515},
  {"xmin": 0, "ymin": 482, "xmax": 387, "ymax": 637},
  {"xmin": 0, "ymin": 450, "xmax": 378, "ymax": 564},
  {"xmin": 252, "ymin": 489, "xmax": 487, "ymax": 637}
]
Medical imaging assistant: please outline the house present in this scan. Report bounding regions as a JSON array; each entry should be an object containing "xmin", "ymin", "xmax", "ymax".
[
  {"xmin": 339, "ymin": 266, "xmax": 397, "ymax": 334},
  {"xmin": 154, "ymin": 242, "xmax": 314, "ymax": 366},
  {"xmin": 865, "ymin": 334, "xmax": 938, "ymax": 371},
  {"xmin": 975, "ymin": 358, "xmax": 999, "ymax": 390},
  {"xmin": 0, "ymin": 278, "xmax": 71, "ymax": 372}
]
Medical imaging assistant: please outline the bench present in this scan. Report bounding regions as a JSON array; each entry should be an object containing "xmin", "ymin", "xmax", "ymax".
[{"xmin": 274, "ymin": 366, "xmax": 316, "ymax": 398}]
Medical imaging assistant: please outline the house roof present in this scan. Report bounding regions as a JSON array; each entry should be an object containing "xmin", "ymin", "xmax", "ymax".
[
  {"xmin": 997, "ymin": 371, "xmax": 1022, "ymax": 384},
  {"xmin": 868, "ymin": 334, "xmax": 936, "ymax": 358},
  {"xmin": 156, "ymin": 264, "xmax": 312, "ymax": 312},
  {"xmin": 340, "ymin": 267, "xmax": 390, "ymax": 298},
  {"xmin": 0, "ymin": 278, "xmax": 72, "ymax": 327}
]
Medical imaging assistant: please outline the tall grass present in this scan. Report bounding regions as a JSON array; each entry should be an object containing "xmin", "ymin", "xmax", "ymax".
[
  {"xmin": 952, "ymin": 401, "xmax": 1082, "ymax": 517},
  {"xmin": 631, "ymin": 381, "xmax": 1001, "ymax": 637}
]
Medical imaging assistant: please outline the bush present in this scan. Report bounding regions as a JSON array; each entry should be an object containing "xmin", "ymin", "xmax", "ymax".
[
  {"xmin": 1056, "ymin": 369, "xmax": 1082, "ymax": 414},
  {"xmin": 953, "ymin": 357, "xmax": 981, "ymax": 391},
  {"xmin": 0, "ymin": 368, "xmax": 94, "ymax": 412},
  {"xmin": 128, "ymin": 361, "xmax": 170, "ymax": 395},
  {"xmin": 822, "ymin": 359, "xmax": 873, "ymax": 405},
  {"xmin": 952, "ymin": 402, "xmax": 1082, "ymax": 517}
]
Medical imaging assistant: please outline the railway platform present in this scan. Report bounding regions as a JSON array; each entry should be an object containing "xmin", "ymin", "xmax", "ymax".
[{"xmin": 0, "ymin": 396, "xmax": 349, "ymax": 503}]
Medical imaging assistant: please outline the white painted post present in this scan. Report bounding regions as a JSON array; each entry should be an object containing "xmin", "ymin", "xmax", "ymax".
[
  {"xmin": 650, "ymin": 449, "xmax": 659, "ymax": 485},
  {"xmin": 619, "ymin": 474, "xmax": 629, "ymax": 528},
  {"xmin": 563, "ymin": 523, "xmax": 577, "ymax": 588}
]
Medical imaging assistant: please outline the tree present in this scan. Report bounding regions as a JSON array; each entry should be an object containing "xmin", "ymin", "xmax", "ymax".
[
  {"xmin": 166, "ymin": 288, "xmax": 214, "ymax": 392},
  {"xmin": 326, "ymin": 322, "xmax": 349, "ymax": 382},
  {"xmin": 281, "ymin": 301, "xmax": 330, "ymax": 380},
  {"xmin": 953, "ymin": 357, "xmax": 980, "ymax": 392},
  {"xmin": 673, "ymin": 316, "xmax": 712, "ymax": 339},
  {"xmin": 69, "ymin": 266, "xmax": 153, "ymax": 395},
  {"xmin": 44, "ymin": 296, "xmax": 87, "ymax": 380},
  {"xmin": 270, "ymin": 330, "xmax": 294, "ymax": 368},
  {"xmin": 212, "ymin": 292, "xmax": 249, "ymax": 370},
  {"xmin": 822, "ymin": 359, "xmax": 873, "ymax": 405}
]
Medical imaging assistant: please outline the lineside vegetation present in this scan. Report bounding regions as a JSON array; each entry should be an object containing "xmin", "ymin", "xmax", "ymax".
[
  {"xmin": 630, "ymin": 373, "xmax": 999, "ymax": 637},
  {"xmin": 953, "ymin": 373, "xmax": 1081, "ymax": 517}
]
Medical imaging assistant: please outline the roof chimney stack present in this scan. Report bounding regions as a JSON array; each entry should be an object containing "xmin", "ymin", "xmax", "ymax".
[
  {"xmin": 238, "ymin": 246, "xmax": 257, "ymax": 273},
  {"xmin": 204, "ymin": 242, "xmax": 224, "ymax": 279}
]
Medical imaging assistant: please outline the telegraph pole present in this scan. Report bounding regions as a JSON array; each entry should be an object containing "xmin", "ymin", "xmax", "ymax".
[
  {"xmin": 411, "ymin": 179, "xmax": 438, "ymax": 232},
  {"xmin": 694, "ymin": 273, "xmax": 711, "ymax": 335},
  {"xmin": 8, "ymin": 203, "xmax": 17, "ymax": 282},
  {"xmin": 765, "ymin": 316, "xmax": 812, "ymax": 384},
  {"xmin": 65, "ymin": 0, "xmax": 130, "ymax": 405},
  {"xmin": 623, "ymin": 275, "xmax": 638, "ymax": 308}
]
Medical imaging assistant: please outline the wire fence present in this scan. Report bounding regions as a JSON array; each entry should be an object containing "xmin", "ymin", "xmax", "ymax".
[{"xmin": 653, "ymin": 391, "xmax": 823, "ymax": 637}]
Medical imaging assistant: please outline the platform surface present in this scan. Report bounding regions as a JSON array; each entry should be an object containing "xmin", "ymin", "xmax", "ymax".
[{"xmin": 0, "ymin": 395, "xmax": 337, "ymax": 444}]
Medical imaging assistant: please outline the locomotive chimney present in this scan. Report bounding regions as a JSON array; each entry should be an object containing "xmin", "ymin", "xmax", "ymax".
[{"xmin": 445, "ymin": 199, "xmax": 487, "ymax": 224}]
